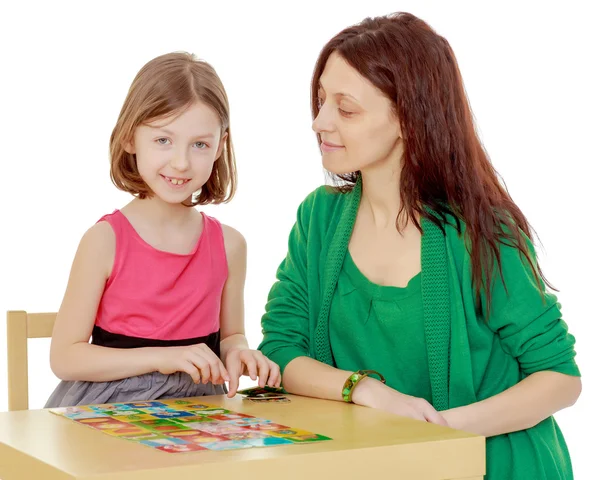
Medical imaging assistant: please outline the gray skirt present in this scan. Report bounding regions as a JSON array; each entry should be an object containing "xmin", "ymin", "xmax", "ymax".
[{"xmin": 45, "ymin": 371, "xmax": 227, "ymax": 408}]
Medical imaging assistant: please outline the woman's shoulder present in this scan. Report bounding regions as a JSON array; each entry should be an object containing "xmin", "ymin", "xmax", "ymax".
[
  {"xmin": 297, "ymin": 184, "xmax": 351, "ymax": 222},
  {"xmin": 441, "ymin": 212, "xmax": 538, "ymax": 276},
  {"xmin": 439, "ymin": 213, "xmax": 469, "ymax": 261}
]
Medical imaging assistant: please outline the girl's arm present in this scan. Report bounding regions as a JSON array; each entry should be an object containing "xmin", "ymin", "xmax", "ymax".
[
  {"xmin": 219, "ymin": 225, "xmax": 249, "ymax": 358},
  {"xmin": 219, "ymin": 225, "xmax": 280, "ymax": 395},
  {"xmin": 442, "ymin": 371, "xmax": 581, "ymax": 437},
  {"xmin": 50, "ymin": 222, "xmax": 163, "ymax": 382}
]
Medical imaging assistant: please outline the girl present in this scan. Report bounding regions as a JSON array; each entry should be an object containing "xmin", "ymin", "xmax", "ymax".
[
  {"xmin": 258, "ymin": 13, "xmax": 581, "ymax": 480},
  {"xmin": 46, "ymin": 52, "xmax": 280, "ymax": 408}
]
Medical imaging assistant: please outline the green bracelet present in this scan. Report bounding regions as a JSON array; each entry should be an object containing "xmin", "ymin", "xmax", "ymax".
[{"xmin": 342, "ymin": 369, "xmax": 386, "ymax": 403}]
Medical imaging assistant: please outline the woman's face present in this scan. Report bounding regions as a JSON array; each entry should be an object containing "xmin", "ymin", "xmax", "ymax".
[{"xmin": 312, "ymin": 51, "xmax": 403, "ymax": 175}]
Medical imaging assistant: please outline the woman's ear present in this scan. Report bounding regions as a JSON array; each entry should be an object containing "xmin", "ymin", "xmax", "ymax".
[{"xmin": 397, "ymin": 121, "xmax": 404, "ymax": 141}]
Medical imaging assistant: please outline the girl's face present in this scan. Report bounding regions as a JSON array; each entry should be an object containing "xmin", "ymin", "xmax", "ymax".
[
  {"xmin": 126, "ymin": 101, "xmax": 227, "ymax": 204},
  {"xmin": 312, "ymin": 52, "xmax": 404, "ymax": 175}
]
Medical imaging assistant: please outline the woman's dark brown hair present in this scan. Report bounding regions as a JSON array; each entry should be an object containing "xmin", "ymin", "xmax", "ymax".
[{"xmin": 311, "ymin": 12, "xmax": 550, "ymax": 314}]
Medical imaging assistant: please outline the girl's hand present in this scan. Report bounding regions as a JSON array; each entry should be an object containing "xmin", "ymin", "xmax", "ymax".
[
  {"xmin": 225, "ymin": 348, "xmax": 281, "ymax": 397},
  {"xmin": 353, "ymin": 377, "xmax": 448, "ymax": 426},
  {"xmin": 157, "ymin": 344, "xmax": 230, "ymax": 385}
]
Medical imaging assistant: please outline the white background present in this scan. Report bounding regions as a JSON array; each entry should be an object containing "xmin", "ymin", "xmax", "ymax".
[{"xmin": 1, "ymin": 0, "xmax": 598, "ymax": 477}]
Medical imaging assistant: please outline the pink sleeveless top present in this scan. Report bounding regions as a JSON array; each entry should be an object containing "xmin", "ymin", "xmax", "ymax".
[{"xmin": 91, "ymin": 210, "xmax": 228, "ymax": 354}]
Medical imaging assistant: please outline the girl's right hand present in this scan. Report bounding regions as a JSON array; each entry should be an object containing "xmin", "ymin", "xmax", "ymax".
[
  {"xmin": 352, "ymin": 377, "xmax": 448, "ymax": 426},
  {"xmin": 156, "ymin": 344, "xmax": 230, "ymax": 385}
]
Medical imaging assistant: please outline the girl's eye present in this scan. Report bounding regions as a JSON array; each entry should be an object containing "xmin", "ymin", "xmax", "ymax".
[
  {"xmin": 339, "ymin": 108, "xmax": 354, "ymax": 117},
  {"xmin": 317, "ymin": 97, "xmax": 324, "ymax": 109},
  {"xmin": 157, "ymin": 138, "xmax": 170, "ymax": 145},
  {"xmin": 194, "ymin": 142, "xmax": 208, "ymax": 149}
]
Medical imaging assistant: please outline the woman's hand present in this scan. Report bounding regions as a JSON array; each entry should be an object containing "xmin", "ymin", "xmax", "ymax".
[{"xmin": 353, "ymin": 377, "xmax": 448, "ymax": 426}]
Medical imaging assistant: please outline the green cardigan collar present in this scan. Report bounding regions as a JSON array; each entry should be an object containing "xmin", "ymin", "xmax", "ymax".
[{"xmin": 313, "ymin": 177, "xmax": 451, "ymax": 411}]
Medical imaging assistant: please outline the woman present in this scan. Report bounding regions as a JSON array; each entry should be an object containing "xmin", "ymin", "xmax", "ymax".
[{"xmin": 258, "ymin": 12, "xmax": 581, "ymax": 480}]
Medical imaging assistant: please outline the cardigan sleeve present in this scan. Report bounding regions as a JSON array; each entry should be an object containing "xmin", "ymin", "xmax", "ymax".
[
  {"xmin": 257, "ymin": 196, "xmax": 312, "ymax": 374},
  {"xmin": 483, "ymin": 233, "xmax": 580, "ymax": 377}
]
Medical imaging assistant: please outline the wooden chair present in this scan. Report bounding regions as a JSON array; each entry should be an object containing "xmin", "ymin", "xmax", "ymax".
[{"xmin": 6, "ymin": 311, "xmax": 56, "ymax": 411}]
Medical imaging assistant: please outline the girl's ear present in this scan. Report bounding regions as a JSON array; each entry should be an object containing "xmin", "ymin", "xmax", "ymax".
[
  {"xmin": 215, "ymin": 131, "xmax": 228, "ymax": 160},
  {"xmin": 123, "ymin": 138, "xmax": 135, "ymax": 154}
]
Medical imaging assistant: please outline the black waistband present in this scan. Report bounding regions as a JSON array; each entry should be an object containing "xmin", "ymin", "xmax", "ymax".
[{"xmin": 91, "ymin": 325, "xmax": 221, "ymax": 356}]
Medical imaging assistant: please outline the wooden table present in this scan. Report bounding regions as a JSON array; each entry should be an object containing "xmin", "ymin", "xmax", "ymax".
[{"xmin": 0, "ymin": 394, "xmax": 485, "ymax": 479}]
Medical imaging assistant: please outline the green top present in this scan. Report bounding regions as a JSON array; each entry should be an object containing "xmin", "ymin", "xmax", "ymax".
[
  {"xmin": 259, "ymin": 178, "xmax": 580, "ymax": 479},
  {"xmin": 330, "ymin": 251, "xmax": 432, "ymax": 401}
]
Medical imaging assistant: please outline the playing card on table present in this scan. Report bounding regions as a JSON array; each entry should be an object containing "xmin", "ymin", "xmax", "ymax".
[
  {"xmin": 237, "ymin": 386, "xmax": 290, "ymax": 402},
  {"xmin": 247, "ymin": 396, "xmax": 291, "ymax": 403},
  {"xmin": 237, "ymin": 386, "xmax": 285, "ymax": 397}
]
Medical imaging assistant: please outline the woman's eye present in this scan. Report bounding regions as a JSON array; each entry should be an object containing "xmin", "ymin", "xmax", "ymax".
[
  {"xmin": 339, "ymin": 108, "xmax": 354, "ymax": 117},
  {"xmin": 156, "ymin": 138, "xmax": 170, "ymax": 145},
  {"xmin": 194, "ymin": 142, "xmax": 208, "ymax": 149}
]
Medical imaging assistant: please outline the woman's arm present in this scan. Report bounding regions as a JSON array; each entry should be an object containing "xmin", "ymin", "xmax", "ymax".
[
  {"xmin": 442, "ymin": 371, "xmax": 581, "ymax": 437},
  {"xmin": 259, "ymin": 194, "xmax": 446, "ymax": 424},
  {"xmin": 50, "ymin": 222, "xmax": 163, "ymax": 382},
  {"xmin": 281, "ymin": 356, "xmax": 352, "ymax": 400},
  {"xmin": 444, "ymin": 231, "xmax": 582, "ymax": 436},
  {"xmin": 283, "ymin": 356, "xmax": 446, "ymax": 423}
]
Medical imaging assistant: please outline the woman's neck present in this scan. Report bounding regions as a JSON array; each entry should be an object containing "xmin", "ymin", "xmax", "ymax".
[{"xmin": 360, "ymin": 159, "xmax": 404, "ymax": 230}]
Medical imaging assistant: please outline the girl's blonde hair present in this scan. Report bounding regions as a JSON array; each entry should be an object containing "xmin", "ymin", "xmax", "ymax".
[{"xmin": 110, "ymin": 52, "xmax": 237, "ymax": 205}]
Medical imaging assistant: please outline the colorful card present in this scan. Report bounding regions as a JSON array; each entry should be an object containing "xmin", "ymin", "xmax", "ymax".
[
  {"xmin": 130, "ymin": 418, "xmax": 192, "ymax": 434},
  {"xmin": 201, "ymin": 440, "xmax": 254, "ymax": 451},
  {"xmin": 242, "ymin": 421, "xmax": 289, "ymax": 431},
  {"xmin": 167, "ymin": 430, "xmax": 227, "ymax": 443},
  {"xmin": 209, "ymin": 413, "xmax": 254, "ymax": 421},
  {"xmin": 220, "ymin": 431, "xmax": 269, "ymax": 440},
  {"xmin": 244, "ymin": 437, "xmax": 295, "ymax": 447},
  {"xmin": 49, "ymin": 399, "xmax": 331, "ymax": 453},
  {"xmin": 269, "ymin": 428, "xmax": 332, "ymax": 443},
  {"xmin": 195, "ymin": 423, "xmax": 251, "ymax": 435},
  {"xmin": 225, "ymin": 417, "xmax": 275, "ymax": 426},
  {"xmin": 170, "ymin": 415, "xmax": 216, "ymax": 425},
  {"xmin": 188, "ymin": 408, "xmax": 231, "ymax": 416}
]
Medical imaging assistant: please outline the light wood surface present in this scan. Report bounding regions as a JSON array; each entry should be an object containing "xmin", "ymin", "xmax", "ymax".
[
  {"xmin": 6, "ymin": 311, "xmax": 57, "ymax": 411},
  {"xmin": 0, "ymin": 394, "xmax": 485, "ymax": 479}
]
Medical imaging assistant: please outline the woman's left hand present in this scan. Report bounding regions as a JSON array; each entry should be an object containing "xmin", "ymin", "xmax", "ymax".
[{"xmin": 224, "ymin": 348, "xmax": 281, "ymax": 397}]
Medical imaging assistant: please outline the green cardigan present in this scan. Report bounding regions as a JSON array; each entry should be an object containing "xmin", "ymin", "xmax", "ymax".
[{"xmin": 259, "ymin": 179, "xmax": 579, "ymax": 479}]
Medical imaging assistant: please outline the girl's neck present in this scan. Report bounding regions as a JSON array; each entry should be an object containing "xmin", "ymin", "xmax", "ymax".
[{"xmin": 124, "ymin": 196, "xmax": 197, "ymax": 227}]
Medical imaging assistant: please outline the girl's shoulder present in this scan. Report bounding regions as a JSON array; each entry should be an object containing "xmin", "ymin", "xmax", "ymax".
[
  {"xmin": 220, "ymin": 222, "xmax": 246, "ymax": 263},
  {"xmin": 84, "ymin": 218, "xmax": 117, "ymax": 250},
  {"xmin": 71, "ymin": 219, "xmax": 117, "ymax": 280}
]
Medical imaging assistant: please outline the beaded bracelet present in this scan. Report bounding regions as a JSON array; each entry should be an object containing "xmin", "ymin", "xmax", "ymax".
[{"xmin": 342, "ymin": 369, "xmax": 386, "ymax": 403}]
